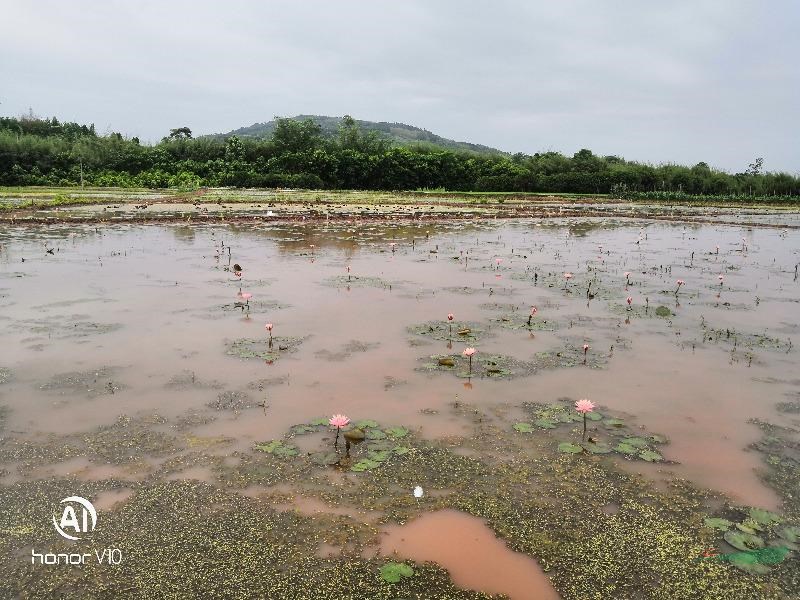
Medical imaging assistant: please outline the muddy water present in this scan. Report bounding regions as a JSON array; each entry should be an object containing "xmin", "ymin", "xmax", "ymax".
[
  {"xmin": 0, "ymin": 217, "xmax": 798, "ymax": 593},
  {"xmin": 378, "ymin": 509, "xmax": 560, "ymax": 600}
]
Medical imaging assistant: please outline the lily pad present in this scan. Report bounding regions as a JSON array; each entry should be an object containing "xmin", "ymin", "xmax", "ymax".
[
  {"xmin": 534, "ymin": 418, "xmax": 557, "ymax": 429},
  {"xmin": 749, "ymin": 508, "xmax": 782, "ymax": 527},
  {"xmin": 254, "ymin": 440, "xmax": 298, "ymax": 457},
  {"xmin": 379, "ymin": 562, "xmax": 414, "ymax": 583},
  {"xmin": 514, "ymin": 422, "xmax": 534, "ymax": 433},
  {"xmin": 724, "ymin": 530, "xmax": 765, "ymax": 552},
  {"xmin": 655, "ymin": 306, "xmax": 672, "ymax": 317},
  {"xmin": 638, "ymin": 449, "xmax": 663, "ymax": 462},
  {"xmin": 366, "ymin": 428, "xmax": 387, "ymax": 440},
  {"xmin": 392, "ymin": 446, "xmax": 411, "ymax": 455},
  {"xmin": 779, "ymin": 526, "xmax": 800, "ymax": 543},
  {"xmin": 367, "ymin": 450, "xmax": 391, "ymax": 462},
  {"xmin": 558, "ymin": 442, "xmax": 583, "ymax": 454},
  {"xmin": 290, "ymin": 424, "xmax": 316, "ymax": 435},
  {"xmin": 351, "ymin": 459, "xmax": 382, "ymax": 472},
  {"xmin": 736, "ymin": 522, "xmax": 758, "ymax": 534},
  {"xmin": 582, "ymin": 442, "xmax": 612, "ymax": 454},
  {"xmin": 308, "ymin": 417, "xmax": 329, "ymax": 426},
  {"xmin": 703, "ymin": 517, "xmax": 732, "ymax": 531},
  {"xmin": 385, "ymin": 426, "xmax": 409, "ymax": 439},
  {"xmin": 604, "ymin": 418, "xmax": 626, "ymax": 428},
  {"xmin": 620, "ymin": 437, "xmax": 649, "ymax": 449},
  {"xmin": 614, "ymin": 443, "xmax": 638, "ymax": 456},
  {"xmin": 355, "ymin": 419, "xmax": 379, "ymax": 429},
  {"xmin": 726, "ymin": 552, "xmax": 773, "ymax": 575},
  {"xmin": 585, "ymin": 411, "xmax": 603, "ymax": 421}
]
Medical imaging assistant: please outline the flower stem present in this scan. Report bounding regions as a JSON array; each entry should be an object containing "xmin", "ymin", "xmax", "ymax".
[{"xmin": 582, "ymin": 414, "xmax": 587, "ymax": 442}]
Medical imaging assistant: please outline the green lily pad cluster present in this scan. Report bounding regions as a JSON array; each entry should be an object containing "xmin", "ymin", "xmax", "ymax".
[
  {"xmin": 515, "ymin": 401, "xmax": 666, "ymax": 462},
  {"xmin": 275, "ymin": 418, "xmax": 414, "ymax": 473},
  {"xmin": 530, "ymin": 343, "xmax": 608, "ymax": 371},
  {"xmin": 703, "ymin": 507, "xmax": 797, "ymax": 574},
  {"xmin": 408, "ymin": 320, "xmax": 486, "ymax": 343},
  {"xmin": 695, "ymin": 325, "xmax": 793, "ymax": 353},
  {"xmin": 225, "ymin": 336, "xmax": 305, "ymax": 362},
  {"xmin": 420, "ymin": 353, "xmax": 532, "ymax": 380},
  {"xmin": 748, "ymin": 419, "xmax": 800, "ymax": 513},
  {"xmin": 253, "ymin": 440, "xmax": 298, "ymax": 457}
]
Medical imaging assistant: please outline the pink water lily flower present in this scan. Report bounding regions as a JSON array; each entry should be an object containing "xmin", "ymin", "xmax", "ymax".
[
  {"xmin": 240, "ymin": 292, "xmax": 252, "ymax": 301},
  {"xmin": 626, "ymin": 296, "xmax": 633, "ymax": 307},
  {"xmin": 463, "ymin": 347, "xmax": 476, "ymax": 374},
  {"xmin": 564, "ymin": 272, "xmax": 573, "ymax": 279},
  {"xmin": 583, "ymin": 344, "xmax": 590, "ymax": 353},
  {"xmin": 329, "ymin": 414, "xmax": 350, "ymax": 449},
  {"xmin": 575, "ymin": 398, "xmax": 596, "ymax": 442},
  {"xmin": 329, "ymin": 414, "xmax": 350, "ymax": 428},
  {"xmin": 447, "ymin": 313, "xmax": 454, "ymax": 321},
  {"xmin": 265, "ymin": 323, "xmax": 273, "ymax": 331}
]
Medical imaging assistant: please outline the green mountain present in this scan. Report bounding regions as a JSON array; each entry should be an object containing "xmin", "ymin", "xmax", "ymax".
[{"xmin": 204, "ymin": 115, "xmax": 505, "ymax": 155}]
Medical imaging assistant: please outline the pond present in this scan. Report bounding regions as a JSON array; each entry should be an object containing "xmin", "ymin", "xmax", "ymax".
[{"xmin": 0, "ymin": 215, "xmax": 798, "ymax": 598}]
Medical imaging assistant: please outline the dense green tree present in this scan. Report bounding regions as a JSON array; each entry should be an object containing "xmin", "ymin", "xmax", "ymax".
[{"xmin": 0, "ymin": 115, "xmax": 797, "ymax": 201}]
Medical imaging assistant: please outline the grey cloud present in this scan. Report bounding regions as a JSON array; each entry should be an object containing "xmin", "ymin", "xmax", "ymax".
[{"xmin": 0, "ymin": 0, "xmax": 796, "ymax": 172}]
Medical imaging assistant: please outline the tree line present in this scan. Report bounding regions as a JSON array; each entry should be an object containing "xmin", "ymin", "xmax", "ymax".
[{"xmin": 1, "ymin": 115, "xmax": 798, "ymax": 201}]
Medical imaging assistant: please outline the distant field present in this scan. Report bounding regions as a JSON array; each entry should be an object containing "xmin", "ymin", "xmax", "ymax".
[{"xmin": 2, "ymin": 186, "xmax": 799, "ymax": 212}]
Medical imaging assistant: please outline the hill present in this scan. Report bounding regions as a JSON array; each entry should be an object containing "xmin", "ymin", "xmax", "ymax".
[{"xmin": 204, "ymin": 115, "xmax": 505, "ymax": 155}]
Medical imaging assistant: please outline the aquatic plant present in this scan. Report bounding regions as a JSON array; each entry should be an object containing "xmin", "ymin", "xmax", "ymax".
[
  {"xmin": 624, "ymin": 271, "xmax": 631, "ymax": 286},
  {"xmin": 235, "ymin": 290, "xmax": 252, "ymax": 311},
  {"xmin": 582, "ymin": 344, "xmax": 590, "ymax": 364},
  {"xmin": 527, "ymin": 306, "xmax": 537, "ymax": 326},
  {"xmin": 626, "ymin": 296, "xmax": 632, "ymax": 310},
  {"xmin": 265, "ymin": 322, "xmax": 273, "ymax": 348},
  {"xmin": 575, "ymin": 398, "xmax": 595, "ymax": 442},
  {"xmin": 563, "ymin": 272, "xmax": 573, "ymax": 289},
  {"xmin": 380, "ymin": 562, "xmax": 415, "ymax": 583},
  {"xmin": 329, "ymin": 414, "xmax": 350, "ymax": 449},
  {"xmin": 675, "ymin": 279, "xmax": 685, "ymax": 296},
  {"xmin": 463, "ymin": 347, "xmax": 476, "ymax": 373},
  {"xmin": 347, "ymin": 265, "xmax": 351, "ymax": 282},
  {"xmin": 447, "ymin": 312, "xmax": 454, "ymax": 336}
]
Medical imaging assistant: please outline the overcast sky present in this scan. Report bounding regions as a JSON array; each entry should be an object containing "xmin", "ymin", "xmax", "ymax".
[{"xmin": 1, "ymin": 1, "xmax": 797, "ymax": 173}]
